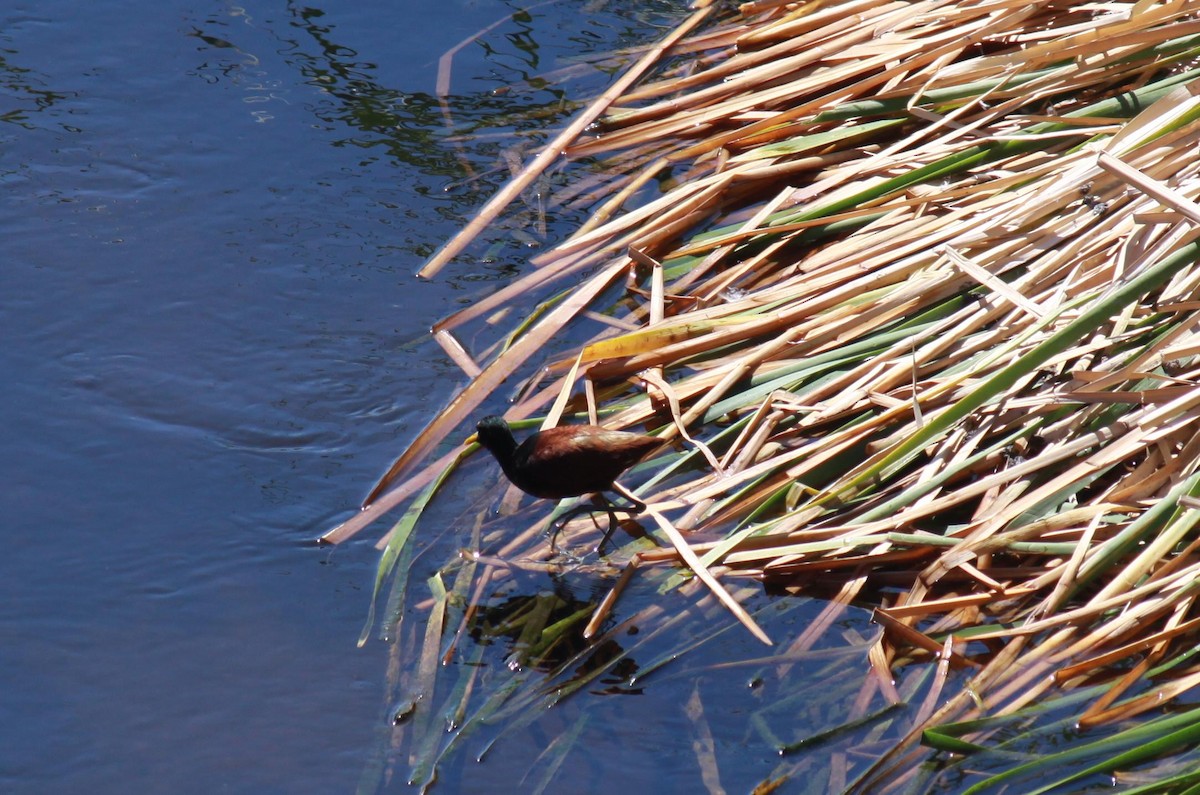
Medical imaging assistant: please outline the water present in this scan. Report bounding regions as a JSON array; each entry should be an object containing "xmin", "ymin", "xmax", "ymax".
[
  {"xmin": 0, "ymin": 1, "xmax": 710, "ymax": 792},
  {"xmin": 1, "ymin": 1, "xmax": 909, "ymax": 791}
]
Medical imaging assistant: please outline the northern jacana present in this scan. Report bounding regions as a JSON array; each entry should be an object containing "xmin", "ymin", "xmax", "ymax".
[{"xmin": 474, "ymin": 415, "xmax": 661, "ymax": 552}]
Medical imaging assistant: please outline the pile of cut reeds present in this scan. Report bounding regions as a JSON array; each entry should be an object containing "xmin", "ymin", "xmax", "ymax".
[{"xmin": 331, "ymin": 1, "xmax": 1200, "ymax": 791}]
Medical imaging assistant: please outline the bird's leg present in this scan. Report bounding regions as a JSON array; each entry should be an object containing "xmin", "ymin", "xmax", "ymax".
[
  {"xmin": 549, "ymin": 484, "xmax": 650, "ymax": 556},
  {"xmin": 595, "ymin": 482, "xmax": 654, "ymax": 555},
  {"xmin": 595, "ymin": 496, "xmax": 622, "ymax": 556},
  {"xmin": 608, "ymin": 481, "xmax": 647, "ymax": 514},
  {"xmin": 549, "ymin": 499, "xmax": 609, "ymax": 552},
  {"xmin": 547, "ymin": 518, "xmax": 565, "ymax": 553}
]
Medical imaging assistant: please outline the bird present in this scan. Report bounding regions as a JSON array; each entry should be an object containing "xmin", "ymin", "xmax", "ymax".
[{"xmin": 473, "ymin": 415, "xmax": 661, "ymax": 552}]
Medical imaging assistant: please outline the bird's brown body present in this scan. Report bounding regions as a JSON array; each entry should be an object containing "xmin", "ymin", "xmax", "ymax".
[{"xmin": 475, "ymin": 416, "xmax": 660, "ymax": 500}]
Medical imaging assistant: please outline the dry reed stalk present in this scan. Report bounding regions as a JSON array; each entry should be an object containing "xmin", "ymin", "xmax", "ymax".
[{"xmin": 419, "ymin": 3, "xmax": 716, "ymax": 278}]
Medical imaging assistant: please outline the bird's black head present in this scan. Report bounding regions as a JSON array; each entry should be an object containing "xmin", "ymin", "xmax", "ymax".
[{"xmin": 475, "ymin": 415, "xmax": 517, "ymax": 456}]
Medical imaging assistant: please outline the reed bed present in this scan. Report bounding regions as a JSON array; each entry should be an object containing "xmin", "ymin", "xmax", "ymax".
[{"xmin": 334, "ymin": 1, "xmax": 1200, "ymax": 791}]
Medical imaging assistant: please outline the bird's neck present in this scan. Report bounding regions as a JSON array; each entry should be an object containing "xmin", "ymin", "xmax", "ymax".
[{"xmin": 486, "ymin": 434, "xmax": 522, "ymax": 477}]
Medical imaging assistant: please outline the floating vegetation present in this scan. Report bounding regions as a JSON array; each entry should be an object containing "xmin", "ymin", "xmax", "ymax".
[{"xmin": 329, "ymin": 1, "xmax": 1200, "ymax": 791}]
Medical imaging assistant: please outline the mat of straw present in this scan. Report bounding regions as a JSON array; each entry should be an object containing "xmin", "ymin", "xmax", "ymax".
[{"xmin": 330, "ymin": 1, "xmax": 1200, "ymax": 791}]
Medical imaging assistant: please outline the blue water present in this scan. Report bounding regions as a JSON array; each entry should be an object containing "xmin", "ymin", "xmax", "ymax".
[
  {"xmin": 0, "ymin": 1, "xmax": 687, "ymax": 792},
  {"xmin": 1, "ymin": 2, "xmax": 892, "ymax": 793}
]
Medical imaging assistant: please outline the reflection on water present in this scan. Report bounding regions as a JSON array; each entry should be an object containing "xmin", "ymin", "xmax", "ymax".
[
  {"xmin": 0, "ymin": 58, "xmax": 74, "ymax": 130},
  {"xmin": 365, "ymin": 503, "xmax": 882, "ymax": 794}
]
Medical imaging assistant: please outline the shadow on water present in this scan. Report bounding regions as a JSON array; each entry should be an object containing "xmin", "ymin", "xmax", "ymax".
[{"xmin": 374, "ymin": 525, "xmax": 886, "ymax": 794}]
